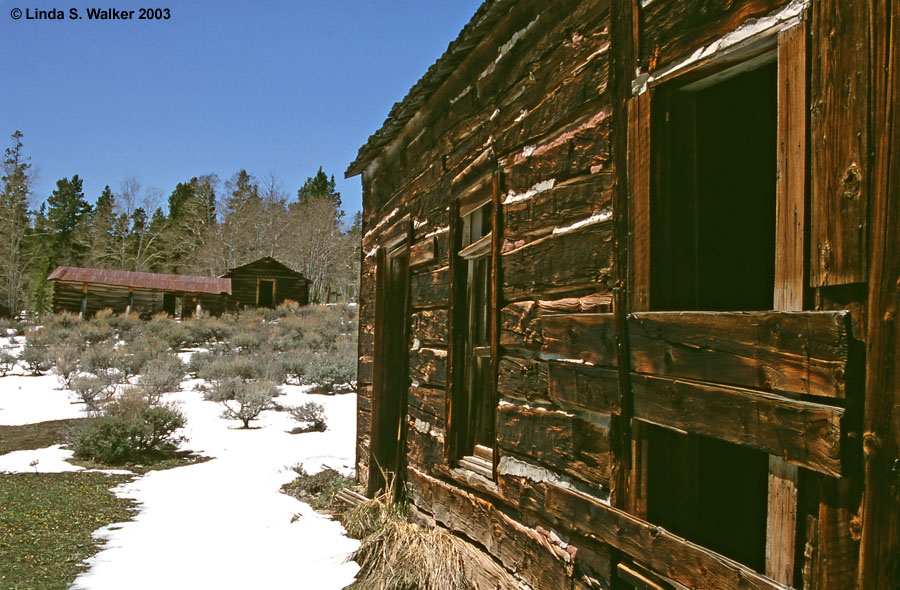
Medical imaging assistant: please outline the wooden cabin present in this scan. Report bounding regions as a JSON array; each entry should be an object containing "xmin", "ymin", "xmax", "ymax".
[
  {"xmin": 347, "ymin": 1, "xmax": 898, "ymax": 589},
  {"xmin": 220, "ymin": 257, "xmax": 309, "ymax": 309},
  {"xmin": 47, "ymin": 266, "xmax": 231, "ymax": 318}
]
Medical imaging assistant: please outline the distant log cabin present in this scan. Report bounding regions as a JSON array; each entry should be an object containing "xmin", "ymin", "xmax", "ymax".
[
  {"xmin": 347, "ymin": 1, "xmax": 899, "ymax": 589},
  {"xmin": 220, "ymin": 257, "xmax": 309, "ymax": 309},
  {"xmin": 47, "ymin": 266, "xmax": 231, "ymax": 318}
]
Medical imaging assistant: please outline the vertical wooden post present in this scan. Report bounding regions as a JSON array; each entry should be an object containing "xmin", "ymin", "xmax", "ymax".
[
  {"xmin": 367, "ymin": 246, "xmax": 387, "ymax": 497},
  {"xmin": 490, "ymin": 169, "xmax": 503, "ymax": 477},
  {"xmin": 79, "ymin": 282, "xmax": 88, "ymax": 318},
  {"xmin": 445, "ymin": 199, "xmax": 463, "ymax": 464},
  {"xmin": 765, "ymin": 19, "xmax": 808, "ymax": 586},
  {"xmin": 858, "ymin": 0, "xmax": 900, "ymax": 587},
  {"xmin": 126, "ymin": 287, "xmax": 134, "ymax": 315}
]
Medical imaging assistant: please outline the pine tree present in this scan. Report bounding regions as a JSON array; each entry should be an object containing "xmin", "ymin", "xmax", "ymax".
[
  {"xmin": 46, "ymin": 174, "xmax": 91, "ymax": 266},
  {"xmin": 0, "ymin": 130, "xmax": 33, "ymax": 314},
  {"xmin": 296, "ymin": 166, "xmax": 343, "ymax": 214}
]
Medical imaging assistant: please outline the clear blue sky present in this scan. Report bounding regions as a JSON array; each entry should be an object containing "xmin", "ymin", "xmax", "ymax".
[{"xmin": 1, "ymin": 0, "xmax": 483, "ymax": 219}]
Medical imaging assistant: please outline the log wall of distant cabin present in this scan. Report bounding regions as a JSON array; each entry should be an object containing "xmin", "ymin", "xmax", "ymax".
[
  {"xmin": 355, "ymin": 0, "xmax": 878, "ymax": 587},
  {"xmin": 51, "ymin": 281, "xmax": 227, "ymax": 317},
  {"xmin": 226, "ymin": 260, "xmax": 309, "ymax": 309}
]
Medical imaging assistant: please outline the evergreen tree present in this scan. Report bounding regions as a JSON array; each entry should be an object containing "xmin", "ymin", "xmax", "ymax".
[
  {"xmin": 296, "ymin": 166, "xmax": 342, "ymax": 214},
  {"xmin": 0, "ymin": 130, "xmax": 32, "ymax": 314},
  {"xmin": 46, "ymin": 174, "xmax": 91, "ymax": 266},
  {"xmin": 81, "ymin": 185, "xmax": 119, "ymax": 267},
  {"xmin": 167, "ymin": 181, "xmax": 194, "ymax": 220}
]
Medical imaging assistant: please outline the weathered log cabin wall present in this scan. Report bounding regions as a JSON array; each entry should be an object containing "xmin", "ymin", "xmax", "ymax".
[
  {"xmin": 349, "ymin": 0, "xmax": 895, "ymax": 588},
  {"xmin": 50, "ymin": 281, "xmax": 227, "ymax": 318}
]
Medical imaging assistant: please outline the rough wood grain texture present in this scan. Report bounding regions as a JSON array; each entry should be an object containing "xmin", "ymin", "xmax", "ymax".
[
  {"xmin": 410, "ymin": 266, "xmax": 449, "ymax": 309},
  {"xmin": 409, "ymin": 347, "xmax": 447, "ymax": 387},
  {"xmin": 409, "ymin": 384, "xmax": 447, "ymax": 425},
  {"xmin": 492, "ymin": 169, "xmax": 503, "ymax": 475},
  {"xmin": 409, "ymin": 236, "xmax": 436, "ymax": 267},
  {"xmin": 629, "ymin": 311, "xmax": 851, "ymax": 398},
  {"xmin": 640, "ymin": 0, "xmax": 783, "ymax": 71},
  {"xmin": 497, "ymin": 402, "xmax": 614, "ymax": 487},
  {"xmin": 858, "ymin": 0, "xmax": 900, "ymax": 586},
  {"xmin": 627, "ymin": 91, "xmax": 651, "ymax": 313},
  {"xmin": 765, "ymin": 456, "xmax": 799, "ymax": 585},
  {"xmin": 632, "ymin": 374, "xmax": 844, "ymax": 476},
  {"xmin": 504, "ymin": 174, "xmax": 613, "ymax": 246},
  {"xmin": 809, "ymin": 0, "xmax": 869, "ymax": 286},
  {"xmin": 500, "ymin": 294, "xmax": 614, "ymax": 352},
  {"xmin": 775, "ymin": 21, "xmax": 807, "ymax": 311},
  {"xmin": 407, "ymin": 467, "xmax": 576, "ymax": 589},
  {"xmin": 544, "ymin": 485, "xmax": 794, "ymax": 590},
  {"xmin": 497, "ymin": 356, "xmax": 550, "ymax": 403},
  {"xmin": 548, "ymin": 361, "xmax": 621, "ymax": 415},
  {"xmin": 406, "ymin": 420, "xmax": 445, "ymax": 472},
  {"xmin": 410, "ymin": 309, "xmax": 448, "ymax": 347},
  {"xmin": 540, "ymin": 313, "xmax": 618, "ymax": 367}
]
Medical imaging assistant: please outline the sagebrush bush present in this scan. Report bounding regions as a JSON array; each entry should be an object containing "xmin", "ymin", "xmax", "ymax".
[
  {"xmin": 69, "ymin": 373, "xmax": 118, "ymax": 411},
  {"xmin": 79, "ymin": 318, "xmax": 115, "ymax": 345},
  {"xmin": 0, "ymin": 346, "xmax": 16, "ymax": 376},
  {"xmin": 139, "ymin": 355, "xmax": 185, "ymax": 402},
  {"xmin": 115, "ymin": 335, "xmax": 170, "ymax": 382},
  {"xmin": 284, "ymin": 464, "xmax": 352, "ymax": 510},
  {"xmin": 21, "ymin": 332, "xmax": 52, "ymax": 375},
  {"xmin": 186, "ymin": 349, "xmax": 217, "ymax": 377},
  {"xmin": 211, "ymin": 379, "xmax": 278, "ymax": 428},
  {"xmin": 107, "ymin": 311, "xmax": 143, "ymax": 343},
  {"xmin": 50, "ymin": 342, "xmax": 82, "ymax": 387},
  {"xmin": 184, "ymin": 315, "xmax": 229, "ymax": 346},
  {"xmin": 304, "ymin": 338, "xmax": 356, "ymax": 393},
  {"xmin": 81, "ymin": 343, "xmax": 119, "ymax": 379},
  {"xmin": 73, "ymin": 392, "xmax": 186, "ymax": 464},
  {"xmin": 288, "ymin": 401, "xmax": 327, "ymax": 433}
]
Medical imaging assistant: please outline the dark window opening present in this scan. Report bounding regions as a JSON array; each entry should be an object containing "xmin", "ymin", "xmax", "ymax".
[
  {"xmin": 162, "ymin": 293, "xmax": 176, "ymax": 316},
  {"xmin": 453, "ymin": 199, "xmax": 495, "ymax": 464},
  {"xmin": 647, "ymin": 425, "xmax": 769, "ymax": 572},
  {"xmin": 651, "ymin": 62, "xmax": 778, "ymax": 311},
  {"xmin": 258, "ymin": 280, "xmax": 275, "ymax": 308}
]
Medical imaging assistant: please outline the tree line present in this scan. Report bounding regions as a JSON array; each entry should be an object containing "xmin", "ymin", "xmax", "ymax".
[{"xmin": 0, "ymin": 130, "xmax": 360, "ymax": 315}]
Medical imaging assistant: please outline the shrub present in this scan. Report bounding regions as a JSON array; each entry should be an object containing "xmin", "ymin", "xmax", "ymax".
[
  {"xmin": 186, "ymin": 349, "xmax": 217, "ymax": 377},
  {"xmin": 230, "ymin": 327, "xmax": 269, "ymax": 352},
  {"xmin": 139, "ymin": 355, "xmax": 185, "ymax": 403},
  {"xmin": 211, "ymin": 379, "xmax": 278, "ymax": 428},
  {"xmin": 283, "ymin": 464, "xmax": 352, "ymax": 511},
  {"xmin": 21, "ymin": 334, "xmax": 51, "ymax": 375},
  {"xmin": 304, "ymin": 338, "xmax": 357, "ymax": 393},
  {"xmin": 50, "ymin": 342, "xmax": 82, "ymax": 387},
  {"xmin": 69, "ymin": 373, "xmax": 118, "ymax": 412},
  {"xmin": 115, "ymin": 335, "xmax": 169, "ymax": 381},
  {"xmin": 108, "ymin": 311, "xmax": 143, "ymax": 343},
  {"xmin": 0, "ymin": 346, "xmax": 16, "ymax": 376},
  {"xmin": 73, "ymin": 393, "xmax": 186, "ymax": 464},
  {"xmin": 79, "ymin": 318, "xmax": 115, "ymax": 345},
  {"xmin": 288, "ymin": 401, "xmax": 327, "ymax": 433}
]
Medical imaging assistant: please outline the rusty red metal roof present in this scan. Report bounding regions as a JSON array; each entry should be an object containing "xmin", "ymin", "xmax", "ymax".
[{"xmin": 47, "ymin": 266, "xmax": 232, "ymax": 295}]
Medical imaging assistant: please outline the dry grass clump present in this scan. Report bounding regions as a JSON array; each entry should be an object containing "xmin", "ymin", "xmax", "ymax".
[{"xmin": 344, "ymin": 483, "xmax": 469, "ymax": 590}]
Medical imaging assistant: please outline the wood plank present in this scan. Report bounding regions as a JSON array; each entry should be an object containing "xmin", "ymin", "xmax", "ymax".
[
  {"xmin": 809, "ymin": 0, "xmax": 869, "ymax": 286},
  {"xmin": 540, "ymin": 313, "xmax": 618, "ymax": 367},
  {"xmin": 547, "ymin": 361, "xmax": 620, "ymax": 415},
  {"xmin": 408, "ymin": 384, "xmax": 446, "ymax": 425},
  {"xmin": 629, "ymin": 311, "xmax": 851, "ymax": 398},
  {"xmin": 502, "ymin": 219, "xmax": 614, "ymax": 302},
  {"xmin": 775, "ymin": 21, "xmax": 807, "ymax": 311},
  {"xmin": 445, "ymin": 199, "xmax": 464, "ymax": 462},
  {"xmin": 491, "ymin": 169, "xmax": 503, "ymax": 475},
  {"xmin": 407, "ymin": 467, "xmax": 576, "ymax": 589},
  {"xmin": 627, "ymin": 91, "xmax": 651, "ymax": 312},
  {"xmin": 497, "ymin": 356, "xmax": 550, "ymax": 403},
  {"xmin": 409, "ymin": 236, "xmax": 436, "ymax": 267},
  {"xmin": 858, "ymin": 0, "xmax": 900, "ymax": 586},
  {"xmin": 640, "ymin": 0, "xmax": 783, "ymax": 71},
  {"xmin": 410, "ymin": 309, "xmax": 448, "ymax": 347},
  {"xmin": 497, "ymin": 402, "xmax": 614, "ymax": 487},
  {"xmin": 409, "ymin": 266, "xmax": 449, "ymax": 309},
  {"xmin": 409, "ymin": 347, "xmax": 447, "ymax": 387},
  {"xmin": 500, "ymin": 294, "xmax": 614, "ymax": 352},
  {"xmin": 631, "ymin": 374, "xmax": 844, "ymax": 477},
  {"xmin": 765, "ymin": 456, "xmax": 799, "ymax": 584},
  {"xmin": 544, "ymin": 485, "xmax": 794, "ymax": 590}
]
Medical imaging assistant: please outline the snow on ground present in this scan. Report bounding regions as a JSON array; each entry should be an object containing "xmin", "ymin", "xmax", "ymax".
[
  {"xmin": 1, "ymin": 360, "xmax": 360, "ymax": 589},
  {"xmin": 0, "ymin": 372, "xmax": 87, "ymax": 425}
]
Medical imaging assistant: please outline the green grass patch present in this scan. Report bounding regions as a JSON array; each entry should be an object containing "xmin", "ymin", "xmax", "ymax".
[
  {"xmin": 0, "ymin": 471, "xmax": 136, "ymax": 590},
  {"xmin": 0, "ymin": 418, "xmax": 86, "ymax": 455}
]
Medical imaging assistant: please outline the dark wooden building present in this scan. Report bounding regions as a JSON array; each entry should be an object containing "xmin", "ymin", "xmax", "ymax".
[
  {"xmin": 348, "ymin": 1, "xmax": 899, "ymax": 589},
  {"xmin": 220, "ymin": 257, "xmax": 309, "ymax": 309},
  {"xmin": 48, "ymin": 266, "xmax": 231, "ymax": 318}
]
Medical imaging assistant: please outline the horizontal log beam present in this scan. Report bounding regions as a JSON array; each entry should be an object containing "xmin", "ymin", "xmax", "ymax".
[
  {"xmin": 632, "ymin": 374, "xmax": 844, "ymax": 477},
  {"xmin": 629, "ymin": 311, "xmax": 851, "ymax": 398}
]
